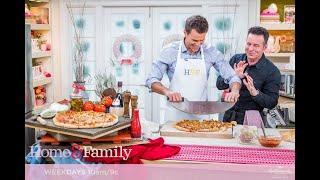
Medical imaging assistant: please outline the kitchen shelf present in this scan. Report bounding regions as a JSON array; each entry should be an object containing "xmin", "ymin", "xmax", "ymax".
[
  {"xmin": 32, "ymin": 51, "xmax": 51, "ymax": 58},
  {"xmin": 260, "ymin": 23, "xmax": 295, "ymax": 30},
  {"xmin": 33, "ymin": 77, "xmax": 52, "ymax": 87},
  {"xmin": 279, "ymin": 92, "xmax": 295, "ymax": 99},
  {"xmin": 28, "ymin": 24, "xmax": 51, "ymax": 30},
  {"xmin": 265, "ymin": 53, "xmax": 294, "ymax": 57}
]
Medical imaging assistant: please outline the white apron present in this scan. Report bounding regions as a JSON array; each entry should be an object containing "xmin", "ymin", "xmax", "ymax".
[{"xmin": 164, "ymin": 42, "xmax": 210, "ymax": 123}]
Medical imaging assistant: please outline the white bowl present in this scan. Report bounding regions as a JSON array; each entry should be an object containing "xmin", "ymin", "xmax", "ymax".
[{"xmin": 40, "ymin": 109, "xmax": 57, "ymax": 119}]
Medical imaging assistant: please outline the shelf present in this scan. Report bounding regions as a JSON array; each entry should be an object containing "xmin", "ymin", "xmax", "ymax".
[
  {"xmin": 265, "ymin": 53, "xmax": 294, "ymax": 58},
  {"xmin": 260, "ymin": 23, "xmax": 295, "ymax": 30},
  {"xmin": 33, "ymin": 77, "xmax": 52, "ymax": 87},
  {"xmin": 28, "ymin": 24, "xmax": 51, "ymax": 30},
  {"xmin": 279, "ymin": 92, "xmax": 295, "ymax": 99},
  {"xmin": 32, "ymin": 51, "xmax": 51, "ymax": 58}
]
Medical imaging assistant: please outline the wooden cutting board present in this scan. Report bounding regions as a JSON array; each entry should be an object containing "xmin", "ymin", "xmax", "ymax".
[{"xmin": 160, "ymin": 121, "xmax": 233, "ymax": 139}]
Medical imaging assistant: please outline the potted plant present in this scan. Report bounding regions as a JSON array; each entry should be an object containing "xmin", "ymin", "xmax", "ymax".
[{"xmin": 94, "ymin": 70, "xmax": 117, "ymax": 100}]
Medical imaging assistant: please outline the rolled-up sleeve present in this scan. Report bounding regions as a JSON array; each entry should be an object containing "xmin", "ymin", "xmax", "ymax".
[
  {"xmin": 210, "ymin": 50, "xmax": 241, "ymax": 87},
  {"xmin": 145, "ymin": 49, "xmax": 171, "ymax": 89}
]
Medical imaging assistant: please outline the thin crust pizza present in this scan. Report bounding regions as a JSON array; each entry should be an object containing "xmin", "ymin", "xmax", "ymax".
[
  {"xmin": 53, "ymin": 110, "xmax": 118, "ymax": 128},
  {"xmin": 175, "ymin": 120, "xmax": 201, "ymax": 132},
  {"xmin": 175, "ymin": 119, "xmax": 236, "ymax": 133}
]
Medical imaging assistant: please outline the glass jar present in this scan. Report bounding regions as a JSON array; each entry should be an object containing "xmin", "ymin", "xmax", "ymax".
[
  {"xmin": 237, "ymin": 125, "xmax": 257, "ymax": 144},
  {"xmin": 70, "ymin": 95, "xmax": 83, "ymax": 112}
]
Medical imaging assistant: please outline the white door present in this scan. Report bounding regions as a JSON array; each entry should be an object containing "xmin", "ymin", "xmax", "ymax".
[{"xmin": 103, "ymin": 7, "xmax": 152, "ymax": 121}]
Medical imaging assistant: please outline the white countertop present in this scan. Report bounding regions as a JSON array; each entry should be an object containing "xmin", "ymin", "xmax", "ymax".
[{"xmin": 145, "ymin": 125, "xmax": 295, "ymax": 150}]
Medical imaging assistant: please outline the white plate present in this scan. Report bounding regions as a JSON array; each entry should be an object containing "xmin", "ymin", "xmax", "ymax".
[
  {"xmin": 49, "ymin": 103, "xmax": 70, "ymax": 112},
  {"xmin": 40, "ymin": 109, "xmax": 57, "ymax": 119}
]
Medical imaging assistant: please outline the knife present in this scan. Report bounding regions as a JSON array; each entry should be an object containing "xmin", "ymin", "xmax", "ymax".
[{"xmin": 167, "ymin": 97, "xmax": 235, "ymax": 115}]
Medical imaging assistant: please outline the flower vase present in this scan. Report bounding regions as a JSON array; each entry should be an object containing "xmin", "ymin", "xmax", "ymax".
[{"xmin": 72, "ymin": 81, "xmax": 89, "ymax": 102}]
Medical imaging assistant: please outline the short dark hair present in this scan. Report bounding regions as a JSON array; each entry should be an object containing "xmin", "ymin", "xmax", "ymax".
[
  {"xmin": 247, "ymin": 26, "xmax": 269, "ymax": 44},
  {"xmin": 185, "ymin": 15, "xmax": 209, "ymax": 34}
]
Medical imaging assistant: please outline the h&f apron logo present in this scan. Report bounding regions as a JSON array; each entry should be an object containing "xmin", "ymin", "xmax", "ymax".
[{"xmin": 184, "ymin": 68, "xmax": 200, "ymax": 76}]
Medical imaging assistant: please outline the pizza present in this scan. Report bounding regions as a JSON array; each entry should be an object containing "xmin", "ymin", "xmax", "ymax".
[
  {"xmin": 175, "ymin": 120, "xmax": 201, "ymax": 132},
  {"xmin": 175, "ymin": 119, "xmax": 237, "ymax": 132},
  {"xmin": 53, "ymin": 110, "xmax": 118, "ymax": 128}
]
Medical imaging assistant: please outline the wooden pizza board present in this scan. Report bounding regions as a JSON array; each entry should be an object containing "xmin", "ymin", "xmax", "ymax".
[
  {"xmin": 160, "ymin": 121, "xmax": 233, "ymax": 139},
  {"xmin": 25, "ymin": 116, "xmax": 131, "ymax": 140},
  {"xmin": 40, "ymin": 129, "xmax": 132, "ymax": 145},
  {"xmin": 88, "ymin": 139, "xmax": 149, "ymax": 149}
]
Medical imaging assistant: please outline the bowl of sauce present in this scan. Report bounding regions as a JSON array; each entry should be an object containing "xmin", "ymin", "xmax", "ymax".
[{"xmin": 258, "ymin": 135, "xmax": 282, "ymax": 147}]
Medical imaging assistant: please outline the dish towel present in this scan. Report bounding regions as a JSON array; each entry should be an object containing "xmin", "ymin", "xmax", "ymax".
[
  {"xmin": 243, "ymin": 110, "xmax": 264, "ymax": 128},
  {"xmin": 83, "ymin": 137, "xmax": 181, "ymax": 164}
]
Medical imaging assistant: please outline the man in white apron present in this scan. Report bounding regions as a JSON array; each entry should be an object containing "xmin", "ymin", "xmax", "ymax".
[{"xmin": 145, "ymin": 15, "xmax": 242, "ymax": 123}]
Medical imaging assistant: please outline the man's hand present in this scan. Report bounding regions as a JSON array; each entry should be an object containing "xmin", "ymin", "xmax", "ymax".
[
  {"xmin": 224, "ymin": 90, "xmax": 240, "ymax": 102},
  {"xmin": 243, "ymin": 73, "xmax": 259, "ymax": 96},
  {"xmin": 165, "ymin": 91, "xmax": 183, "ymax": 102},
  {"xmin": 151, "ymin": 82, "xmax": 183, "ymax": 102},
  {"xmin": 234, "ymin": 61, "xmax": 248, "ymax": 79}
]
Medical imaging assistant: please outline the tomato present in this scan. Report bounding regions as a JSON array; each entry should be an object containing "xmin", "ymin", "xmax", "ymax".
[
  {"xmin": 83, "ymin": 101, "xmax": 94, "ymax": 111},
  {"xmin": 102, "ymin": 96, "xmax": 113, "ymax": 108},
  {"xmin": 94, "ymin": 104, "xmax": 106, "ymax": 112}
]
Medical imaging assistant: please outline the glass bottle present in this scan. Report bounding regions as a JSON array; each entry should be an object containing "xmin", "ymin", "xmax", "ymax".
[
  {"xmin": 110, "ymin": 81, "xmax": 124, "ymax": 116},
  {"xmin": 112, "ymin": 81, "xmax": 123, "ymax": 108},
  {"xmin": 131, "ymin": 109, "xmax": 141, "ymax": 138}
]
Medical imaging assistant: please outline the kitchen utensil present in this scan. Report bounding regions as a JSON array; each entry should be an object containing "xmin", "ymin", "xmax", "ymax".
[{"xmin": 167, "ymin": 97, "xmax": 235, "ymax": 114}]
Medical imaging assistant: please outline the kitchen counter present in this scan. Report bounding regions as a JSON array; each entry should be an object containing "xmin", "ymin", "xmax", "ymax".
[
  {"xmin": 278, "ymin": 96, "xmax": 295, "ymax": 107},
  {"xmin": 142, "ymin": 126, "xmax": 295, "ymax": 179},
  {"xmin": 150, "ymin": 125, "xmax": 295, "ymax": 150}
]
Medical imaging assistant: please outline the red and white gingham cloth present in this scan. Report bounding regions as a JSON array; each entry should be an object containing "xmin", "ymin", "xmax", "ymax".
[{"xmin": 165, "ymin": 144, "xmax": 295, "ymax": 165}]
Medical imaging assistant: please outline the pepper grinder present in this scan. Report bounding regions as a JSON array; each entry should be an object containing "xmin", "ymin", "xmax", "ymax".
[
  {"xmin": 123, "ymin": 91, "xmax": 131, "ymax": 118},
  {"xmin": 130, "ymin": 95, "xmax": 138, "ymax": 118}
]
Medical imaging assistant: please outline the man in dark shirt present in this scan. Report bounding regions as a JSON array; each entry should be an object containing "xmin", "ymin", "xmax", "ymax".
[{"xmin": 216, "ymin": 26, "xmax": 281, "ymax": 124}]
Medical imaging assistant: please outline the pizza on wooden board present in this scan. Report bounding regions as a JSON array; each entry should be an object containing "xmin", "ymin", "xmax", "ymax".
[
  {"xmin": 53, "ymin": 110, "xmax": 118, "ymax": 128},
  {"xmin": 175, "ymin": 119, "xmax": 237, "ymax": 132}
]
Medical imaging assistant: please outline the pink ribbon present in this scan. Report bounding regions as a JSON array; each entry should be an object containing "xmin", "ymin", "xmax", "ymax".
[{"xmin": 72, "ymin": 83, "xmax": 85, "ymax": 94}]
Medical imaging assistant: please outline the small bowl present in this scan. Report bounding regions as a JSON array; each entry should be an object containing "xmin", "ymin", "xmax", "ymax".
[
  {"xmin": 239, "ymin": 133, "xmax": 255, "ymax": 144},
  {"xmin": 258, "ymin": 135, "xmax": 282, "ymax": 147},
  {"xmin": 40, "ymin": 109, "xmax": 57, "ymax": 119},
  {"xmin": 237, "ymin": 126, "xmax": 257, "ymax": 144}
]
